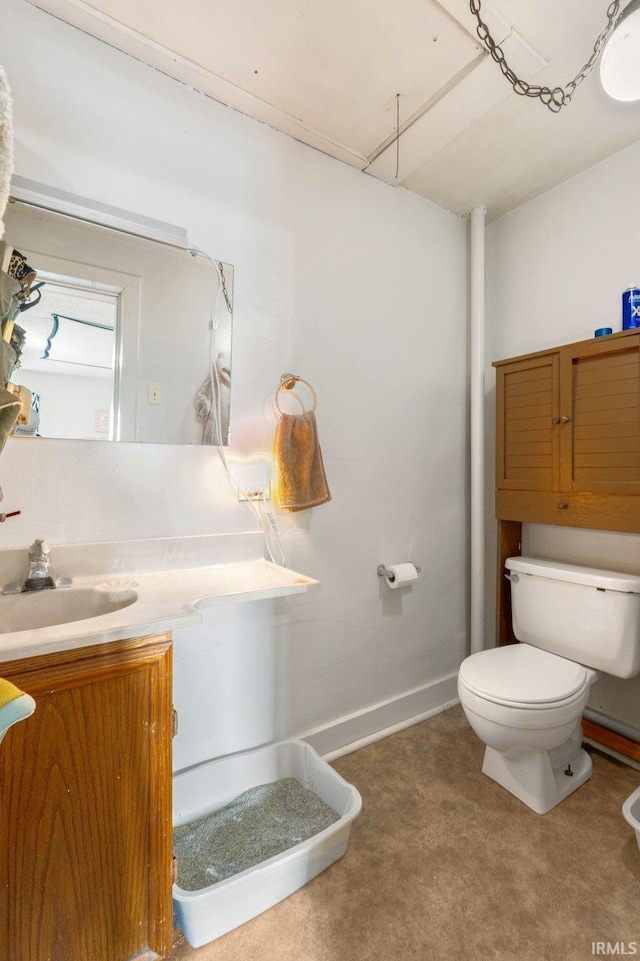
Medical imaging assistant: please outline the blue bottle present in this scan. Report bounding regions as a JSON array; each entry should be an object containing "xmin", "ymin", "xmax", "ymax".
[{"xmin": 622, "ymin": 286, "xmax": 640, "ymax": 329}]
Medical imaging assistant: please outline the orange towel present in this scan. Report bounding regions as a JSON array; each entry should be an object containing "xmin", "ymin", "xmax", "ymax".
[{"xmin": 274, "ymin": 410, "xmax": 331, "ymax": 511}]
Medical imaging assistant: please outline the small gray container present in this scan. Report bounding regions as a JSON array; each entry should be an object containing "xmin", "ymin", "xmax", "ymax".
[{"xmin": 622, "ymin": 785, "xmax": 640, "ymax": 851}]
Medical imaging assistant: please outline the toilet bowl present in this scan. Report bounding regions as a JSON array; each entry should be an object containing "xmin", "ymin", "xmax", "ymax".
[
  {"xmin": 458, "ymin": 556, "xmax": 640, "ymax": 814},
  {"xmin": 458, "ymin": 644, "xmax": 598, "ymax": 813}
]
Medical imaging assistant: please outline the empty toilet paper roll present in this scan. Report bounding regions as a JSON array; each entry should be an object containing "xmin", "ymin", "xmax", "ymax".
[{"xmin": 384, "ymin": 563, "xmax": 419, "ymax": 589}]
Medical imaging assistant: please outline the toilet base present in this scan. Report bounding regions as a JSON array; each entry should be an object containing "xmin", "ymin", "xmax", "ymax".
[{"xmin": 482, "ymin": 732, "xmax": 593, "ymax": 815}]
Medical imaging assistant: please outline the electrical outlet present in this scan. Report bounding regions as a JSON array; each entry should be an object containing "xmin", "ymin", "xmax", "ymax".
[
  {"xmin": 147, "ymin": 383, "xmax": 162, "ymax": 404},
  {"xmin": 238, "ymin": 484, "xmax": 271, "ymax": 502}
]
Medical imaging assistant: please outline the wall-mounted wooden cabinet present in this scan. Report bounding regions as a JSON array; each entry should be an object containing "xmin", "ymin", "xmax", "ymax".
[
  {"xmin": 0, "ymin": 633, "xmax": 173, "ymax": 961},
  {"xmin": 495, "ymin": 329, "xmax": 640, "ymax": 533},
  {"xmin": 494, "ymin": 329, "xmax": 639, "ymax": 651}
]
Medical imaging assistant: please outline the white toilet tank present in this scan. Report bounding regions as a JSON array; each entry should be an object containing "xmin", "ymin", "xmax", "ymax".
[{"xmin": 505, "ymin": 556, "xmax": 640, "ymax": 679}]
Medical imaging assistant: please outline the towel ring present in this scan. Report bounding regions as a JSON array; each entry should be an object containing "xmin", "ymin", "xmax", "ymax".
[{"xmin": 275, "ymin": 373, "xmax": 317, "ymax": 414}]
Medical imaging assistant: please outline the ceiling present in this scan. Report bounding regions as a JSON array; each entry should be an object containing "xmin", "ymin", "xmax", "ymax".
[{"xmin": 26, "ymin": 0, "xmax": 640, "ymax": 220}]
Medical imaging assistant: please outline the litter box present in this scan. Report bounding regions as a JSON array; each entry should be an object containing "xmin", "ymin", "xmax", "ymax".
[
  {"xmin": 622, "ymin": 785, "xmax": 640, "ymax": 851},
  {"xmin": 172, "ymin": 738, "xmax": 362, "ymax": 947}
]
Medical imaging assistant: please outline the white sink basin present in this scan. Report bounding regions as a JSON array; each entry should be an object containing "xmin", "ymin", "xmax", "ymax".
[{"xmin": 0, "ymin": 587, "xmax": 138, "ymax": 634}]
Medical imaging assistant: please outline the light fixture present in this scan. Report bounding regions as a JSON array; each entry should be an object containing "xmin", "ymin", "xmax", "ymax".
[
  {"xmin": 600, "ymin": 0, "xmax": 640, "ymax": 102},
  {"xmin": 470, "ymin": 0, "xmax": 640, "ymax": 112}
]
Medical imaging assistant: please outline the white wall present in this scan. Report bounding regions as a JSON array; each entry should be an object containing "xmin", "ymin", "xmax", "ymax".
[
  {"xmin": 16, "ymin": 368, "xmax": 112, "ymax": 439},
  {"xmin": 487, "ymin": 140, "xmax": 640, "ymax": 736},
  {"xmin": 0, "ymin": 0, "xmax": 468, "ymax": 761}
]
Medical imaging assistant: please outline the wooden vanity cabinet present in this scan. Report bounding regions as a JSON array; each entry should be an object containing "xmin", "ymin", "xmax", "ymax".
[{"xmin": 0, "ymin": 633, "xmax": 173, "ymax": 961}]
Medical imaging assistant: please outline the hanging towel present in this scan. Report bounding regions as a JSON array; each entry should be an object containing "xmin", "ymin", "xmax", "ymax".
[
  {"xmin": 194, "ymin": 354, "xmax": 231, "ymax": 445},
  {"xmin": 274, "ymin": 410, "xmax": 331, "ymax": 511},
  {"xmin": 0, "ymin": 678, "xmax": 35, "ymax": 744},
  {"xmin": 0, "ymin": 384, "xmax": 20, "ymax": 454}
]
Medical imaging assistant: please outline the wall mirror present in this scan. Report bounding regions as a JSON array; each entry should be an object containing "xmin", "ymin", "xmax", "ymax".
[{"xmin": 0, "ymin": 179, "xmax": 233, "ymax": 445}]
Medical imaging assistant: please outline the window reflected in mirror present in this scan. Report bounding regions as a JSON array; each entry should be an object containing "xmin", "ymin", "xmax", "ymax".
[{"xmin": 16, "ymin": 277, "xmax": 117, "ymax": 439}]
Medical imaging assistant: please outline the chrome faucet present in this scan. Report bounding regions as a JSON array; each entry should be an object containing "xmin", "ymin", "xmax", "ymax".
[{"xmin": 2, "ymin": 540, "xmax": 72, "ymax": 594}]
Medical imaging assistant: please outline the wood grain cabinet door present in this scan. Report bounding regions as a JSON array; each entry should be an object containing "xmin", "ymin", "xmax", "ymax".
[
  {"xmin": 495, "ymin": 351, "xmax": 561, "ymax": 492},
  {"xmin": 0, "ymin": 634, "xmax": 173, "ymax": 961},
  {"xmin": 563, "ymin": 332, "xmax": 640, "ymax": 494}
]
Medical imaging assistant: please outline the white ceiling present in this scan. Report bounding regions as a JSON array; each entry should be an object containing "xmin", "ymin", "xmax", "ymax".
[{"xmin": 27, "ymin": 0, "xmax": 640, "ymax": 220}]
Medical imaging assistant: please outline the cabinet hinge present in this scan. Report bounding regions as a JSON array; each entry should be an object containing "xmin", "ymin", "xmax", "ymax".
[
  {"xmin": 172, "ymin": 707, "xmax": 178, "ymax": 738},
  {"xmin": 171, "ymin": 855, "xmax": 178, "ymax": 886}
]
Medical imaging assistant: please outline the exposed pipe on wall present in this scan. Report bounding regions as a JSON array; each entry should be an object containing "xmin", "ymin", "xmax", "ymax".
[{"xmin": 470, "ymin": 205, "xmax": 487, "ymax": 655}]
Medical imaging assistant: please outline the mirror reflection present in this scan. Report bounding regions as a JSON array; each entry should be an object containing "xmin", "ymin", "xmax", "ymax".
[{"xmin": 0, "ymin": 199, "xmax": 233, "ymax": 445}]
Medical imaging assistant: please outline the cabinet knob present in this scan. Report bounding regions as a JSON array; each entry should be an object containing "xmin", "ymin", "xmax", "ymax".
[
  {"xmin": 552, "ymin": 416, "xmax": 571, "ymax": 424},
  {"xmin": 557, "ymin": 502, "xmax": 569, "ymax": 510}
]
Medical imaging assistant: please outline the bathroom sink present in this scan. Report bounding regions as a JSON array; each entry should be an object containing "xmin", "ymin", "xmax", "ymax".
[{"xmin": 0, "ymin": 587, "xmax": 138, "ymax": 634}]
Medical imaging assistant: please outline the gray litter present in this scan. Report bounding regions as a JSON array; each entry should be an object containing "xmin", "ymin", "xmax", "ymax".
[{"xmin": 173, "ymin": 776, "xmax": 340, "ymax": 890}]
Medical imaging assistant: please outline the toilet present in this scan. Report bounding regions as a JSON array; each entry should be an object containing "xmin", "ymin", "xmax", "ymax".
[{"xmin": 458, "ymin": 556, "xmax": 640, "ymax": 814}]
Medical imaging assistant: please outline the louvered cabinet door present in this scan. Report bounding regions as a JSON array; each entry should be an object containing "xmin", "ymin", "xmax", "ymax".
[
  {"xmin": 495, "ymin": 351, "xmax": 561, "ymax": 491},
  {"xmin": 564, "ymin": 333, "xmax": 640, "ymax": 494}
]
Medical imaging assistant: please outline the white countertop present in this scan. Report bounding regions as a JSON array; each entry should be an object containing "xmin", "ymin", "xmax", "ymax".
[{"xmin": 0, "ymin": 534, "xmax": 319, "ymax": 663}]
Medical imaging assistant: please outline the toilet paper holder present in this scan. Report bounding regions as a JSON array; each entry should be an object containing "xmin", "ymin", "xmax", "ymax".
[{"xmin": 377, "ymin": 563, "xmax": 421, "ymax": 580}]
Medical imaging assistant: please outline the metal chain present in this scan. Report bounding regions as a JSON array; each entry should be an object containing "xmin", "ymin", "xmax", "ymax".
[
  {"xmin": 469, "ymin": 0, "xmax": 621, "ymax": 113},
  {"xmin": 218, "ymin": 262, "xmax": 233, "ymax": 314}
]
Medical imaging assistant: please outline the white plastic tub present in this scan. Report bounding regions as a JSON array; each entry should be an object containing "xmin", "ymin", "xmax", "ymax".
[
  {"xmin": 172, "ymin": 739, "xmax": 362, "ymax": 948},
  {"xmin": 622, "ymin": 785, "xmax": 640, "ymax": 851}
]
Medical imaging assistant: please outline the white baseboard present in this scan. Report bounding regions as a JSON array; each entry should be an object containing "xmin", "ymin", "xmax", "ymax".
[{"xmin": 302, "ymin": 673, "xmax": 460, "ymax": 762}]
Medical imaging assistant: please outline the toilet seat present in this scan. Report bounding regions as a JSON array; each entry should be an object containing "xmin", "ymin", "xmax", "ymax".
[{"xmin": 458, "ymin": 644, "xmax": 590, "ymax": 710}]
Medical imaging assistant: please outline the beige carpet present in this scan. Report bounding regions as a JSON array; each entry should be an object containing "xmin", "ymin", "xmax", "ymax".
[{"xmin": 170, "ymin": 706, "xmax": 640, "ymax": 961}]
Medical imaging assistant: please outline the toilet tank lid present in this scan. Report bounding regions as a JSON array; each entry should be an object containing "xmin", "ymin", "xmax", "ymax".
[{"xmin": 505, "ymin": 556, "xmax": 640, "ymax": 594}]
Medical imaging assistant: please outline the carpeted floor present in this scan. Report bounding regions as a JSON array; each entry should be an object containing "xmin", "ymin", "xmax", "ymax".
[{"xmin": 170, "ymin": 705, "xmax": 640, "ymax": 961}]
